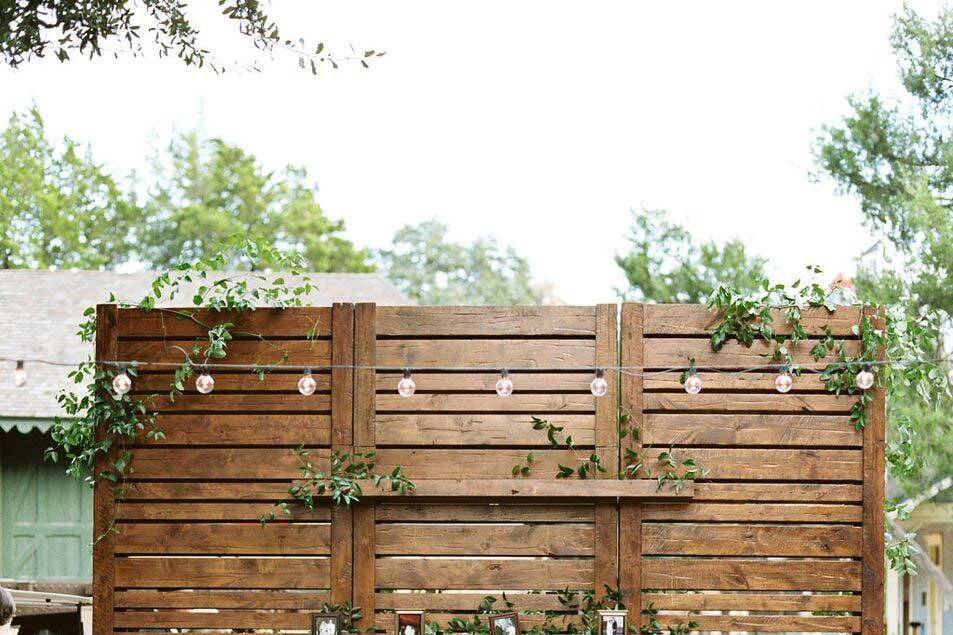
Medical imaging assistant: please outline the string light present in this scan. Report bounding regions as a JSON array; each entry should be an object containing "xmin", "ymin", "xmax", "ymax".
[
  {"xmin": 683, "ymin": 370, "xmax": 702, "ymax": 395},
  {"xmin": 855, "ymin": 367, "xmax": 875, "ymax": 390},
  {"xmin": 13, "ymin": 360, "xmax": 27, "ymax": 387},
  {"xmin": 195, "ymin": 369, "xmax": 215, "ymax": 394},
  {"xmin": 112, "ymin": 370, "xmax": 132, "ymax": 396},
  {"xmin": 397, "ymin": 369, "xmax": 416, "ymax": 397},
  {"xmin": 590, "ymin": 369, "xmax": 608, "ymax": 397},
  {"xmin": 297, "ymin": 369, "xmax": 317, "ymax": 396},
  {"xmin": 775, "ymin": 367, "xmax": 793, "ymax": 394},
  {"xmin": 495, "ymin": 369, "xmax": 514, "ymax": 397}
]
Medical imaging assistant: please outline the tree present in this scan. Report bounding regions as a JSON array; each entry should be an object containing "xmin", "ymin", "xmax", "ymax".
[
  {"xmin": 0, "ymin": 107, "xmax": 141, "ymax": 269},
  {"xmin": 815, "ymin": 5, "xmax": 953, "ymax": 495},
  {"xmin": 615, "ymin": 209, "xmax": 767, "ymax": 303},
  {"xmin": 376, "ymin": 221, "xmax": 543, "ymax": 305},
  {"xmin": 0, "ymin": 1, "xmax": 382, "ymax": 73},
  {"xmin": 139, "ymin": 131, "xmax": 372, "ymax": 272}
]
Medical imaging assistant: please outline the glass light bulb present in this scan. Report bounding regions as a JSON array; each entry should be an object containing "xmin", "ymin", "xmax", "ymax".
[
  {"xmin": 298, "ymin": 371, "xmax": 317, "ymax": 396},
  {"xmin": 495, "ymin": 372, "xmax": 514, "ymax": 398},
  {"xmin": 195, "ymin": 372, "xmax": 215, "ymax": 394},
  {"xmin": 590, "ymin": 372, "xmax": 608, "ymax": 397},
  {"xmin": 775, "ymin": 372, "xmax": 793, "ymax": 394},
  {"xmin": 13, "ymin": 361, "xmax": 27, "ymax": 387},
  {"xmin": 684, "ymin": 373, "xmax": 702, "ymax": 395},
  {"xmin": 397, "ymin": 371, "xmax": 416, "ymax": 398},
  {"xmin": 112, "ymin": 371, "xmax": 132, "ymax": 395},
  {"xmin": 855, "ymin": 368, "xmax": 875, "ymax": 390}
]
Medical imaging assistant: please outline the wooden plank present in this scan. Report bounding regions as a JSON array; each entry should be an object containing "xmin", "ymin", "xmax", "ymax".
[
  {"xmin": 121, "ymin": 482, "xmax": 298, "ymax": 501},
  {"xmin": 645, "ymin": 338, "xmax": 860, "ymax": 368},
  {"xmin": 619, "ymin": 303, "xmax": 643, "ymax": 612},
  {"xmin": 376, "ymin": 306, "xmax": 597, "ymax": 336},
  {"xmin": 645, "ymin": 371, "xmax": 830, "ymax": 391},
  {"xmin": 643, "ymin": 393, "xmax": 854, "ymax": 413},
  {"xmin": 642, "ymin": 503, "xmax": 863, "ymax": 523},
  {"xmin": 129, "ymin": 448, "xmax": 328, "ymax": 480},
  {"xmin": 373, "ymin": 449, "xmax": 604, "ymax": 480},
  {"xmin": 114, "ymin": 589, "xmax": 330, "ymax": 609},
  {"xmin": 114, "ymin": 557, "xmax": 331, "ymax": 589},
  {"xmin": 594, "ymin": 502, "xmax": 619, "ymax": 599},
  {"xmin": 643, "ymin": 591, "xmax": 862, "ymax": 612},
  {"xmin": 374, "ymin": 612, "xmax": 581, "ymax": 633},
  {"xmin": 331, "ymin": 505, "xmax": 353, "ymax": 604},
  {"xmin": 93, "ymin": 304, "xmax": 118, "ymax": 635},
  {"xmin": 692, "ymin": 482, "xmax": 864, "ymax": 502},
  {"xmin": 114, "ymin": 523, "xmax": 331, "ymax": 554},
  {"xmin": 375, "ymin": 414, "xmax": 594, "ymax": 446},
  {"xmin": 374, "ymin": 592, "xmax": 574, "ymax": 611},
  {"xmin": 643, "ymin": 448, "xmax": 863, "ymax": 481},
  {"xmin": 117, "ymin": 307, "xmax": 333, "ymax": 338},
  {"xmin": 376, "ymin": 393, "xmax": 594, "ymax": 412},
  {"xmin": 132, "ymin": 371, "xmax": 331, "ymax": 393},
  {"xmin": 375, "ymin": 523, "xmax": 593, "ymax": 555},
  {"xmin": 149, "ymin": 393, "xmax": 332, "ymax": 412},
  {"xmin": 642, "ymin": 523, "xmax": 862, "ymax": 557},
  {"xmin": 375, "ymin": 504, "xmax": 594, "ymax": 523},
  {"xmin": 664, "ymin": 615, "xmax": 861, "ymax": 632},
  {"xmin": 115, "ymin": 502, "xmax": 331, "ymax": 522},
  {"xmin": 643, "ymin": 304, "xmax": 862, "ymax": 336},
  {"xmin": 145, "ymin": 414, "xmax": 331, "ymax": 445},
  {"xmin": 862, "ymin": 307, "xmax": 887, "ymax": 635},
  {"xmin": 355, "ymin": 478, "xmax": 688, "ymax": 499},
  {"xmin": 354, "ymin": 302, "xmax": 376, "ymax": 447},
  {"xmin": 595, "ymin": 304, "xmax": 619, "ymax": 470},
  {"xmin": 331, "ymin": 304, "xmax": 354, "ymax": 606},
  {"xmin": 352, "ymin": 504, "xmax": 375, "ymax": 623},
  {"xmin": 375, "ymin": 558, "xmax": 593, "ymax": 589},
  {"xmin": 376, "ymin": 339, "xmax": 595, "ymax": 369},
  {"xmin": 376, "ymin": 372, "xmax": 596, "ymax": 392},
  {"xmin": 117, "ymin": 338, "xmax": 332, "ymax": 365},
  {"xmin": 114, "ymin": 610, "xmax": 311, "ymax": 629},
  {"xmin": 644, "ymin": 414, "xmax": 861, "ymax": 447},
  {"xmin": 642, "ymin": 558, "xmax": 862, "ymax": 591}
]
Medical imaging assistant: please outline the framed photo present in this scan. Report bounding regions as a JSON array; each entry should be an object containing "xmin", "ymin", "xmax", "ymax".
[
  {"xmin": 490, "ymin": 612, "xmax": 519, "ymax": 635},
  {"xmin": 312, "ymin": 613, "xmax": 341, "ymax": 635},
  {"xmin": 597, "ymin": 610, "xmax": 627, "ymax": 635},
  {"xmin": 395, "ymin": 610, "xmax": 425, "ymax": 635}
]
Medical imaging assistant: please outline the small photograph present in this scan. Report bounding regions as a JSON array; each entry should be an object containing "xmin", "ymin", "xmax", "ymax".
[
  {"xmin": 395, "ymin": 610, "xmax": 425, "ymax": 635},
  {"xmin": 490, "ymin": 612, "xmax": 519, "ymax": 635},
  {"xmin": 312, "ymin": 613, "xmax": 341, "ymax": 635},
  {"xmin": 598, "ymin": 610, "xmax": 627, "ymax": 635}
]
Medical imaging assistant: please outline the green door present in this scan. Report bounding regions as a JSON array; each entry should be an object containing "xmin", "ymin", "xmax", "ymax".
[{"xmin": 0, "ymin": 430, "xmax": 93, "ymax": 581}]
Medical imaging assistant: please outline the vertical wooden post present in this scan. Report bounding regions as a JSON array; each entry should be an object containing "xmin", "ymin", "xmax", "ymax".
[
  {"xmin": 862, "ymin": 307, "xmax": 886, "ymax": 635},
  {"xmin": 352, "ymin": 303, "xmax": 377, "ymax": 624},
  {"xmin": 331, "ymin": 303, "xmax": 355, "ymax": 606},
  {"xmin": 594, "ymin": 304, "xmax": 619, "ymax": 600},
  {"xmin": 92, "ymin": 304, "xmax": 118, "ymax": 635},
  {"xmin": 619, "ymin": 303, "xmax": 643, "ymax": 619}
]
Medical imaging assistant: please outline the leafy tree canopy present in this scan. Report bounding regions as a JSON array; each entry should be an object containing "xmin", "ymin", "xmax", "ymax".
[
  {"xmin": 816, "ymin": 4, "xmax": 953, "ymax": 495},
  {"xmin": 376, "ymin": 221, "xmax": 544, "ymax": 305},
  {"xmin": 615, "ymin": 209, "xmax": 768, "ymax": 303}
]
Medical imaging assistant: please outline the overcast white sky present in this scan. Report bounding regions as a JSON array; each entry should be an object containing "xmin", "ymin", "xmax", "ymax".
[{"xmin": 1, "ymin": 1, "xmax": 942, "ymax": 303}]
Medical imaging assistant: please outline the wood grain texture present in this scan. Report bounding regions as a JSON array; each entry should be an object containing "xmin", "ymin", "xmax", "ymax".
[
  {"xmin": 643, "ymin": 447, "xmax": 863, "ymax": 481},
  {"xmin": 643, "ymin": 304, "xmax": 862, "ymax": 336},
  {"xmin": 645, "ymin": 371, "xmax": 830, "ymax": 391},
  {"xmin": 133, "ymin": 371, "xmax": 332, "ymax": 393},
  {"xmin": 643, "ymin": 591, "xmax": 861, "ymax": 612},
  {"xmin": 115, "ymin": 502, "xmax": 331, "ymax": 522},
  {"xmin": 376, "ymin": 305, "xmax": 596, "ymax": 337},
  {"xmin": 374, "ymin": 592, "xmax": 574, "ymax": 611},
  {"xmin": 375, "ymin": 414, "xmax": 594, "ymax": 446},
  {"xmin": 691, "ymin": 482, "xmax": 863, "ymax": 502},
  {"xmin": 114, "ymin": 557, "xmax": 331, "ymax": 588},
  {"xmin": 662, "ymin": 615, "xmax": 861, "ymax": 633},
  {"xmin": 643, "ymin": 392, "xmax": 854, "ymax": 413},
  {"xmin": 619, "ymin": 303, "xmax": 643, "ymax": 612},
  {"xmin": 862, "ymin": 307, "xmax": 887, "ymax": 635},
  {"xmin": 645, "ymin": 337, "xmax": 860, "ymax": 368},
  {"xmin": 93, "ymin": 304, "xmax": 118, "ymax": 635},
  {"xmin": 376, "ymin": 523, "xmax": 593, "ymax": 556},
  {"xmin": 642, "ymin": 558, "xmax": 862, "ymax": 591},
  {"xmin": 642, "ymin": 523, "xmax": 862, "ymax": 557},
  {"xmin": 352, "ymin": 503, "xmax": 375, "ymax": 619},
  {"xmin": 644, "ymin": 414, "xmax": 861, "ymax": 446},
  {"xmin": 149, "ymin": 393, "xmax": 332, "ymax": 412},
  {"xmin": 375, "ymin": 503, "xmax": 594, "ymax": 523},
  {"xmin": 117, "ymin": 338, "xmax": 331, "ymax": 365},
  {"xmin": 354, "ymin": 302, "xmax": 376, "ymax": 447},
  {"xmin": 113, "ymin": 523, "xmax": 331, "ymax": 554},
  {"xmin": 114, "ymin": 589, "xmax": 330, "ymax": 609},
  {"xmin": 641, "ymin": 502, "xmax": 863, "ymax": 523},
  {"xmin": 376, "ymin": 339, "xmax": 595, "ymax": 369},
  {"xmin": 375, "ymin": 558, "xmax": 594, "ymax": 589},
  {"xmin": 373, "ymin": 449, "xmax": 602, "ymax": 480},
  {"xmin": 146, "ymin": 414, "xmax": 331, "ymax": 445},
  {"xmin": 355, "ymin": 478, "xmax": 688, "ymax": 499},
  {"xmin": 113, "ymin": 610, "xmax": 313, "ymax": 629},
  {"xmin": 117, "ymin": 307, "xmax": 333, "ymax": 338},
  {"xmin": 121, "ymin": 481, "xmax": 300, "ymax": 501},
  {"xmin": 376, "ymin": 372, "xmax": 595, "ymax": 392},
  {"xmin": 376, "ymin": 393, "xmax": 594, "ymax": 413},
  {"xmin": 129, "ymin": 448, "xmax": 329, "ymax": 479}
]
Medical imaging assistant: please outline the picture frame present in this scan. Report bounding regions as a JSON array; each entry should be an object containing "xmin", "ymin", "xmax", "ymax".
[
  {"xmin": 490, "ymin": 612, "xmax": 519, "ymax": 635},
  {"xmin": 597, "ymin": 610, "xmax": 627, "ymax": 635},
  {"xmin": 395, "ymin": 610, "xmax": 425, "ymax": 635},
  {"xmin": 312, "ymin": 612, "xmax": 341, "ymax": 635}
]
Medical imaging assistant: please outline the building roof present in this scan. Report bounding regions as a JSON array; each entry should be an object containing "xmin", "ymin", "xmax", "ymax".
[{"xmin": 0, "ymin": 270, "xmax": 411, "ymax": 423}]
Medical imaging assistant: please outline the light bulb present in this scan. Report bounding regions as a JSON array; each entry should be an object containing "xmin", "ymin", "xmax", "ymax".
[
  {"xmin": 298, "ymin": 369, "xmax": 317, "ymax": 396},
  {"xmin": 397, "ymin": 370, "xmax": 416, "ymax": 397},
  {"xmin": 195, "ymin": 371, "xmax": 215, "ymax": 394},
  {"xmin": 112, "ymin": 371, "xmax": 132, "ymax": 395},
  {"xmin": 13, "ymin": 360, "xmax": 27, "ymax": 387},
  {"xmin": 590, "ymin": 369, "xmax": 608, "ymax": 397},
  {"xmin": 495, "ymin": 370, "xmax": 514, "ymax": 397},
  {"xmin": 775, "ymin": 371, "xmax": 793, "ymax": 394},
  {"xmin": 684, "ymin": 372, "xmax": 702, "ymax": 395},
  {"xmin": 855, "ymin": 368, "xmax": 875, "ymax": 390}
]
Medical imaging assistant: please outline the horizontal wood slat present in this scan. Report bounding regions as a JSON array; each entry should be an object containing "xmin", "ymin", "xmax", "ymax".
[
  {"xmin": 375, "ymin": 414, "xmax": 594, "ymax": 446},
  {"xmin": 117, "ymin": 308, "xmax": 333, "ymax": 338},
  {"xmin": 665, "ymin": 615, "xmax": 861, "ymax": 633},
  {"xmin": 375, "ymin": 558, "xmax": 594, "ymax": 589},
  {"xmin": 115, "ymin": 557, "xmax": 331, "ymax": 589},
  {"xmin": 373, "ymin": 591, "xmax": 576, "ymax": 611},
  {"xmin": 643, "ymin": 304, "xmax": 862, "ymax": 336},
  {"xmin": 114, "ymin": 610, "xmax": 312, "ymax": 629},
  {"xmin": 644, "ymin": 448, "xmax": 863, "ymax": 481},
  {"xmin": 130, "ymin": 448, "xmax": 327, "ymax": 480},
  {"xmin": 374, "ymin": 449, "xmax": 605, "ymax": 479},
  {"xmin": 117, "ymin": 339, "xmax": 332, "ymax": 365},
  {"xmin": 357, "ymin": 479, "xmax": 689, "ymax": 499},
  {"xmin": 376, "ymin": 523, "xmax": 593, "ymax": 555},
  {"xmin": 148, "ymin": 394, "xmax": 331, "ymax": 412},
  {"xmin": 644, "ymin": 338, "xmax": 860, "ymax": 368},
  {"xmin": 643, "ymin": 591, "xmax": 861, "ymax": 612},
  {"xmin": 376, "ymin": 339, "xmax": 595, "ymax": 369},
  {"xmin": 114, "ymin": 523, "xmax": 331, "ymax": 554},
  {"xmin": 691, "ymin": 482, "xmax": 864, "ymax": 502},
  {"xmin": 376, "ymin": 306, "xmax": 596, "ymax": 336},
  {"xmin": 375, "ymin": 504, "xmax": 595, "ymax": 523},
  {"xmin": 114, "ymin": 589, "xmax": 330, "ymax": 609},
  {"xmin": 133, "ymin": 372, "xmax": 332, "ymax": 393},
  {"xmin": 145, "ymin": 414, "xmax": 331, "ymax": 445},
  {"xmin": 641, "ymin": 503, "xmax": 863, "ymax": 523},
  {"xmin": 642, "ymin": 523, "xmax": 862, "ymax": 557},
  {"xmin": 643, "ymin": 393, "xmax": 854, "ymax": 413},
  {"xmin": 116, "ymin": 503, "xmax": 330, "ymax": 522},
  {"xmin": 376, "ymin": 372, "xmax": 596, "ymax": 392},
  {"xmin": 645, "ymin": 372, "xmax": 831, "ymax": 391},
  {"xmin": 376, "ymin": 393, "xmax": 595, "ymax": 413},
  {"xmin": 644, "ymin": 414, "xmax": 861, "ymax": 446},
  {"xmin": 642, "ymin": 558, "xmax": 862, "ymax": 591}
]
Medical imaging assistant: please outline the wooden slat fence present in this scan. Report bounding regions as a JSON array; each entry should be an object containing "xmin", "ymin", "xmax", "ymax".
[{"xmin": 95, "ymin": 303, "xmax": 884, "ymax": 635}]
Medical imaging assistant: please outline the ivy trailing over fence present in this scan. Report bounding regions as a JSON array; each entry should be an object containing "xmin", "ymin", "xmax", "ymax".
[{"xmin": 705, "ymin": 266, "xmax": 950, "ymax": 575}]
